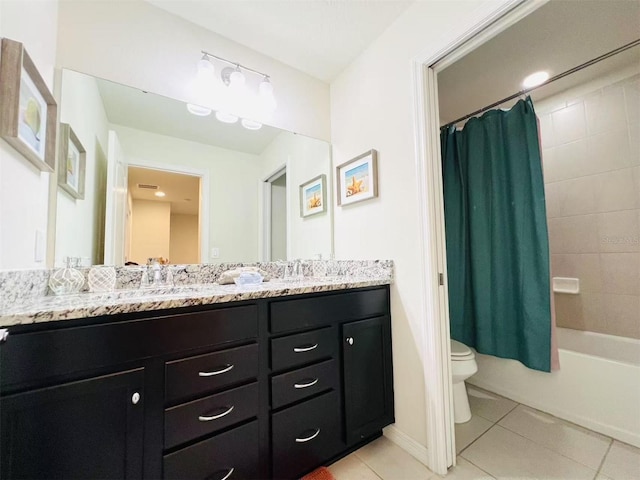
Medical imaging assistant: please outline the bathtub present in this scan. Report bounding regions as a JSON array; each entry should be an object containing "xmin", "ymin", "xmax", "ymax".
[{"xmin": 468, "ymin": 327, "xmax": 640, "ymax": 447}]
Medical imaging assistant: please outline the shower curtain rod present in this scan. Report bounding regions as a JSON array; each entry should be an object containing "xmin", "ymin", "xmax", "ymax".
[{"xmin": 444, "ymin": 38, "xmax": 640, "ymax": 128}]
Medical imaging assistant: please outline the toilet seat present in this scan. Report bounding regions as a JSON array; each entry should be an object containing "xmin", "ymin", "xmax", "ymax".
[{"xmin": 451, "ymin": 339, "xmax": 475, "ymax": 361}]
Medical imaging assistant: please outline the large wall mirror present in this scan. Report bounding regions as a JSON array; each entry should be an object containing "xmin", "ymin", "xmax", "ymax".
[{"xmin": 54, "ymin": 69, "xmax": 333, "ymax": 267}]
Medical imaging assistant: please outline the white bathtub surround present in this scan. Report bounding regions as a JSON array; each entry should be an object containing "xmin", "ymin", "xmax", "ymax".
[{"xmin": 469, "ymin": 327, "xmax": 640, "ymax": 448}]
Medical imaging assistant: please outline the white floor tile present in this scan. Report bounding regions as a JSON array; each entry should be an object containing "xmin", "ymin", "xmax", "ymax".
[
  {"xmin": 355, "ymin": 436, "xmax": 435, "ymax": 480},
  {"xmin": 595, "ymin": 474, "xmax": 613, "ymax": 480},
  {"xmin": 455, "ymin": 415, "xmax": 493, "ymax": 454},
  {"xmin": 461, "ymin": 425, "xmax": 597, "ymax": 479},
  {"xmin": 498, "ymin": 405, "xmax": 611, "ymax": 470},
  {"xmin": 437, "ymin": 457, "xmax": 495, "ymax": 479},
  {"xmin": 466, "ymin": 386, "xmax": 518, "ymax": 423},
  {"xmin": 600, "ymin": 441, "xmax": 640, "ymax": 480},
  {"xmin": 328, "ymin": 453, "xmax": 382, "ymax": 480}
]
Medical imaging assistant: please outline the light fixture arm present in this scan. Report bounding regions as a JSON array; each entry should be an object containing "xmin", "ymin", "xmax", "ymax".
[{"xmin": 200, "ymin": 50, "xmax": 270, "ymax": 79}]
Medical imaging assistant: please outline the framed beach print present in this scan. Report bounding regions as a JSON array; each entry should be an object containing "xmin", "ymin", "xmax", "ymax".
[
  {"xmin": 58, "ymin": 123, "xmax": 86, "ymax": 199},
  {"xmin": 336, "ymin": 149, "xmax": 378, "ymax": 206},
  {"xmin": 0, "ymin": 38, "xmax": 57, "ymax": 172},
  {"xmin": 299, "ymin": 174, "xmax": 326, "ymax": 217}
]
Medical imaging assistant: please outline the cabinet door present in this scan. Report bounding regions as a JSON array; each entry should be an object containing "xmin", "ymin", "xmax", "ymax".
[
  {"xmin": 342, "ymin": 316, "xmax": 394, "ymax": 444},
  {"xmin": 1, "ymin": 368, "xmax": 144, "ymax": 480}
]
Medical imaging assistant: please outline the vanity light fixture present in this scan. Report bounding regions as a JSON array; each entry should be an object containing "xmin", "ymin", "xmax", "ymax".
[
  {"xmin": 522, "ymin": 71, "xmax": 550, "ymax": 89},
  {"xmin": 154, "ymin": 191, "xmax": 166, "ymax": 198},
  {"xmin": 190, "ymin": 51, "xmax": 277, "ymax": 129}
]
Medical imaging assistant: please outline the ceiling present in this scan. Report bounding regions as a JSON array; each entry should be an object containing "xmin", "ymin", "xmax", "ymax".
[
  {"xmin": 95, "ymin": 76, "xmax": 283, "ymax": 155},
  {"xmin": 128, "ymin": 166, "xmax": 200, "ymax": 215},
  {"xmin": 438, "ymin": 0, "xmax": 640, "ymax": 125},
  {"xmin": 145, "ymin": 0, "xmax": 413, "ymax": 82}
]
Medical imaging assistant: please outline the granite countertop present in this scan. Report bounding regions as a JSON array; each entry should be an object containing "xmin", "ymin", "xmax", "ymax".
[{"xmin": 0, "ymin": 276, "xmax": 391, "ymax": 327}]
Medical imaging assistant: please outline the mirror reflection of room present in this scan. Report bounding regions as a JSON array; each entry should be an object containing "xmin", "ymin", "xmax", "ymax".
[
  {"xmin": 55, "ymin": 69, "xmax": 332, "ymax": 268},
  {"xmin": 126, "ymin": 167, "xmax": 201, "ymax": 266}
]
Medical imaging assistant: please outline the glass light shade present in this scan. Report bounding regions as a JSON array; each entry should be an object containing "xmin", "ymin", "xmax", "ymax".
[
  {"xmin": 241, "ymin": 118, "xmax": 263, "ymax": 130},
  {"xmin": 229, "ymin": 69, "xmax": 246, "ymax": 88},
  {"xmin": 522, "ymin": 71, "xmax": 549, "ymax": 89},
  {"xmin": 186, "ymin": 103, "xmax": 212, "ymax": 116},
  {"xmin": 197, "ymin": 57, "xmax": 215, "ymax": 80},
  {"xmin": 216, "ymin": 111, "xmax": 239, "ymax": 124},
  {"xmin": 259, "ymin": 78, "xmax": 277, "ymax": 113}
]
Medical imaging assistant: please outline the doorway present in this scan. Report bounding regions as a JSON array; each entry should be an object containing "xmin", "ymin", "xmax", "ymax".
[
  {"xmin": 126, "ymin": 166, "xmax": 201, "ymax": 265},
  {"xmin": 262, "ymin": 166, "xmax": 288, "ymax": 261}
]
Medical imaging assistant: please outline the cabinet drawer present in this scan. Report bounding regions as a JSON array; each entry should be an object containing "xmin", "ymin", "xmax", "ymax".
[
  {"xmin": 271, "ymin": 359, "xmax": 338, "ymax": 410},
  {"xmin": 270, "ymin": 288, "xmax": 388, "ymax": 333},
  {"xmin": 163, "ymin": 420, "xmax": 259, "ymax": 480},
  {"xmin": 165, "ymin": 344, "xmax": 258, "ymax": 404},
  {"xmin": 272, "ymin": 391, "xmax": 341, "ymax": 479},
  {"xmin": 165, "ymin": 382, "xmax": 258, "ymax": 449},
  {"xmin": 271, "ymin": 327, "xmax": 336, "ymax": 372}
]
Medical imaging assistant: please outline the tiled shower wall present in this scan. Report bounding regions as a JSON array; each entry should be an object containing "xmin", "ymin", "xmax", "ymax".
[{"xmin": 537, "ymin": 70, "xmax": 640, "ymax": 339}]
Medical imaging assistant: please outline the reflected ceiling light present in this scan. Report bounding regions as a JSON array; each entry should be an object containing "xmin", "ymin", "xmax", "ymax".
[
  {"xmin": 522, "ymin": 71, "xmax": 550, "ymax": 89},
  {"xmin": 241, "ymin": 118, "xmax": 263, "ymax": 130},
  {"xmin": 215, "ymin": 111, "xmax": 239, "ymax": 124},
  {"xmin": 259, "ymin": 76, "xmax": 277, "ymax": 113},
  {"xmin": 155, "ymin": 191, "xmax": 166, "ymax": 198},
  {"xmin": 186, "ymin": 103, "xmax": 212, "ymax": 116}
]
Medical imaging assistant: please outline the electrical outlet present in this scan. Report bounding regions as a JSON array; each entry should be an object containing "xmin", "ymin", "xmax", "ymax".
[{"xmin": 211, "ymin": 247, "xmax": 220, "ymax": 259}]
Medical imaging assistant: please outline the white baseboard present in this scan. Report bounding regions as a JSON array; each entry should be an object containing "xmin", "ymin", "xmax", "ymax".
[{"xmin": 383, "ymin": 425, "xmax": 429, "ymax": 466}]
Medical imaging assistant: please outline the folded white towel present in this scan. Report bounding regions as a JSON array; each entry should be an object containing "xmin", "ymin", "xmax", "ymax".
[{"xmin": 218, "ymin": 267, "xmax": 271, "ymax": 285}]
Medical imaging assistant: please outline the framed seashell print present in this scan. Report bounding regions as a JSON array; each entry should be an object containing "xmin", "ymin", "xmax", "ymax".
[
  {"xmin": 299, "ymin": 174, "xmax": 327, "ymax": 217},
  {"xmin": 336, "ymin": 149, "xmax": 378, "ymax": 206},
  {"xmin": 58, "ymin": 123, "xmax": 86, "ymax": 199},
  {"xmin": 0, "ymin": 37, "xmax": 57, "ymax": 172}
]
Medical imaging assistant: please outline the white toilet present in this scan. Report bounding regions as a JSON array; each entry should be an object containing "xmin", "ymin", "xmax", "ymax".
[{"xmin": 450, "ymin": 339, "xmax": 478, "ymax": 424}]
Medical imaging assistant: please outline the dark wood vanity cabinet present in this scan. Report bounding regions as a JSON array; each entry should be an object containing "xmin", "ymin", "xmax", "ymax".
[{"xmin": 0, "ymin": 285, "xmax": 393, "ymax": 479}]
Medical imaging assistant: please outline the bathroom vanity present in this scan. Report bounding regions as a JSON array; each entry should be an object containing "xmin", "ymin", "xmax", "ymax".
[{"xmin": 0, "ymin": 283, "xmax": 393, "ymax": 480}]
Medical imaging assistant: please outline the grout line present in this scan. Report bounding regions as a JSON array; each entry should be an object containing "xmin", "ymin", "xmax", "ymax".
[
  {"xmin": 350, "ymin": 451, "xmax": 385, "ymax": 480},
  {"xmin": 458, "ymin": 421, "xmax": 497, "ymax": 456},
  {"xmin": 594, "ymin": 438, "xmax": 614, "ymax": 478},
  {"xmin": 456, "ymin": 455, "xmax": 498, "ymax": 480},
  {"xmin": 493, "ymin": 401, "xmax": 520, "ymax": 425}
]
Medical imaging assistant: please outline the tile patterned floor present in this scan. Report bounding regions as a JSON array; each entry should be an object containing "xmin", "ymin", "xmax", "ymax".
[{"xmin": 328, "ymin": 385, "xmax": 640, "ymax": 479}]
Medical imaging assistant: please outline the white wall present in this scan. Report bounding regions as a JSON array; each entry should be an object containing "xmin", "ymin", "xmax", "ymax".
[
  {"xmin": 130, "ymin": 199, "xmax": 171, "ymax": 265},
  {"xmin": 112, "ymin": 124, "xmax": 262, "ymax": 263},
  {"xmin": 330, "ymin": 0, "xmax": 512, "ymax": 449},
  {"xmin": 56, "ymin": 0, "xmax": 330, "ymax": 142},
  {"xmin": 56, "ymin": 70, "xmax": 109, "ymax": 267},
  {"xmin": 259, "ymin": 132, "xmax": 333, "ymax": 260},
  {"xmin": 170, "ymin": 213, "xmax": 199, "ymax": 264},
  {"xmin": 0, "ymin": 0, "xmax": 58, "ymax": 269}
]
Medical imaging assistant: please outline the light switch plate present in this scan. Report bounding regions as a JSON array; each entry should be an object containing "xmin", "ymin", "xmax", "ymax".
[{"xmin": 211, "ymin": 247, "xmax": 220, "ymax": 259}]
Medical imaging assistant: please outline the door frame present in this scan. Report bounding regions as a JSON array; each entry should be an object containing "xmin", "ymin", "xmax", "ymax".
[
  {"xmin": 410, "ymin": 0, "xmax": 548, "ymax": 473},
  {"xmin": 126, "ymin": 158, "xmax": 210, "ymax": 264},
  {"xmin": 260, "ymin": 165, "xmax": 289, "ymax": 261}
]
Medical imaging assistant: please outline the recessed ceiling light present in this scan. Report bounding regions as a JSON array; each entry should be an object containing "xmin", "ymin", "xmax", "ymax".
[
  {"xmin": 522, "ymin": 71, "xmax": 550, "ymax": 89},
  {"xmin": 186, "ymin": 103, "xmax": 212, "ymax": 116},
  {"xmin": 155, "ymin": 191, "xmax": 166, "ymax": 198}
]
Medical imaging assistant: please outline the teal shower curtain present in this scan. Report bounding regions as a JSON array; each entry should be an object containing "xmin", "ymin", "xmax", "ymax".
[{"xmin": 441, "ymin": 97, "xmax": 552, "ymax": 372}]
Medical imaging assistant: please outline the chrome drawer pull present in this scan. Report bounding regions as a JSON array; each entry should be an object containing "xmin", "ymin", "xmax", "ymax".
[
  {"xmin": 198, "ymin": 405, "xmax": 234, "ymax": 422},
  {"xmin": 295, "ymin": 428, "xmax": 320, "ymax": 443},
  {"xmin": 293, "ymin": 343, "xmax": 318, "ymax": 353},
  {"xmin": 211, "ymin": 467, "xmax": 234, "ymax": 480},
  {"xmin": 199, "ymin": 364, "xmax": 234, "ymax": 377},
  {"xmin": 294, "ymin": 378, "xmax": 319, "ymax": 389}
]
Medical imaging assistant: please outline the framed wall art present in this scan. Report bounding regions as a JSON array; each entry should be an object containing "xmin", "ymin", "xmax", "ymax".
[
  {"xmin": 299, "ymin": 174, "xmax": 326, "ymax": 217},
  {"xmin": 58, "ymin": 123, "xmax": 86, "ymax": 199},
  {"xmin": 0, "ymin": 38, "xmax": 57, "ymax": 172},
  {"xmin": 336, "ymin": 149, "xmax": 378, "ymax": 206}
]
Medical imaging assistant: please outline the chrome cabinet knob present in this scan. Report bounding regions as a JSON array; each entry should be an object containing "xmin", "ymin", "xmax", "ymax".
[
  {"xmin": 131, "ymin": 392, "xmax": 141, "ymax": 405},
  {"xmin": 346, "ymin": 337, "xmax": 354, "ymax": 346}
]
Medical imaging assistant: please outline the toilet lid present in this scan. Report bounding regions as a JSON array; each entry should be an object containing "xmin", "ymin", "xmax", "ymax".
[{"xmin": 450, "ymin": 339, "xmax": 473, "ymax": 357}]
